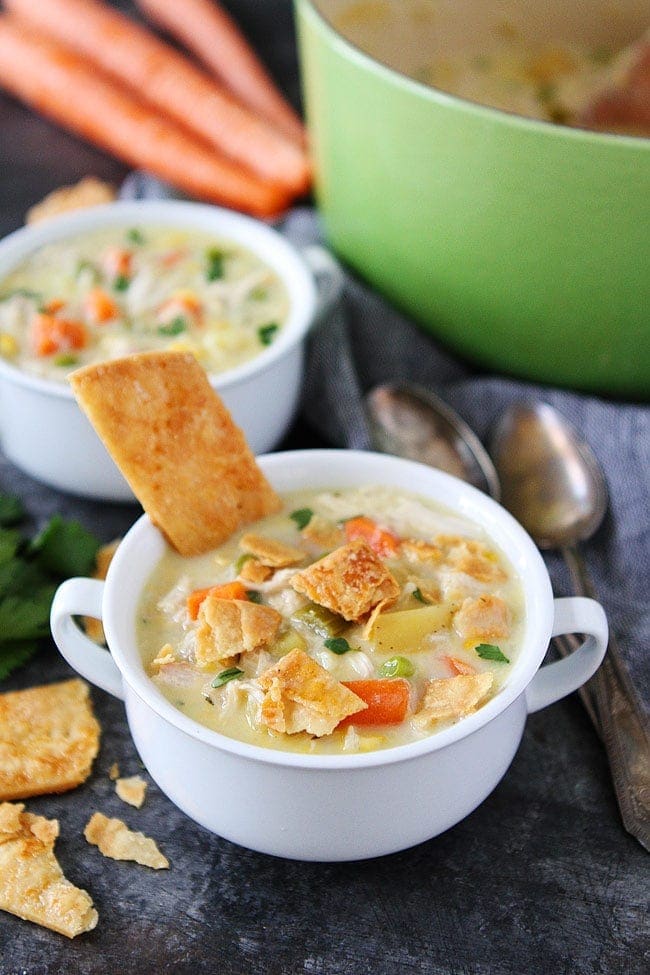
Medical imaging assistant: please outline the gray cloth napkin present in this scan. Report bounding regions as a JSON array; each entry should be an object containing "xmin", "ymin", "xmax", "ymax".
[{"xmin": 121, "ymin": 176, "xmax": 650, "ymax": 713}]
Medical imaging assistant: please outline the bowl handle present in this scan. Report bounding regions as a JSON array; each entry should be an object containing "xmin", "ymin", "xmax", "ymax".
[
  {"xmin": 526, "ymin": 597, "xmax": 608, "ymax": 713},
  {"xmin": 50, "ymin": 578, "xmax": 124, "ymax": 701},
  {"xmin": 302, "ymin": 244, "xmax": 344, "ymax": 328}
]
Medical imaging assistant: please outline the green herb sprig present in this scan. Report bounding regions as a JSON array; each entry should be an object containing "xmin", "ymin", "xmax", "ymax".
[
  {"xmin": 211, "ymin": 667, "xmax": 244, "ymax": 688},
  {"xmin": 0, "ymin": 495, "xmax": 100, "ymax": 680},
  {"xmin": 474, "ymin": 643, "xmax": 510, "ymax": 663}
]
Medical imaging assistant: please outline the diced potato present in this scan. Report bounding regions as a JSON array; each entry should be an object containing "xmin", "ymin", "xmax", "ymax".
[{"xmin": 371, "ymin": 604, "xmax": 452, "ymax": 654}]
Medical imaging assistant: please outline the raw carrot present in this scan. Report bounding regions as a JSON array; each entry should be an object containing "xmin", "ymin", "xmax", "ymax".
[
  {"xmin": 338, "ymin": 679, "xmax": 411, "ymax": 727},
  {"xmin": 30, "ymin": 313, "xmax": 88, "ymax": 356},
  {"xmin": 0, "ymin": 18, "xmax": 290, "ymax": 218},
  {"xmin": 5, "ymin": 0, "xmax": 310, "ymax": 194},
  {"xmin": 187, "ymin": 581, "xmax": 248, "ymax": 620},
  {"xmin": 344, "ymin": 516, "xmax": 401, "ymax": 558},
  {"xmin": 136, "ymin": 0, "xmax": 306, "ymax": 146}
]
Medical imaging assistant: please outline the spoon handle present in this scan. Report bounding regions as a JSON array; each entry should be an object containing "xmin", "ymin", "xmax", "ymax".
[{"xmin": 563, "ymin": 545, "xmax": 650, "ymax": 852}]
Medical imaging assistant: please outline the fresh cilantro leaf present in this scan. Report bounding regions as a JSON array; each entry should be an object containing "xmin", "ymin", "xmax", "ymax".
[
  {"xmin": 0, "ymin": 640, "xmax": 40, "ymax": 680},
  {"xmin": 324, "ymin": 636, "xmax": 352, "ymax": 655},
  {"xmin": 126, "ymin": 228, "xmax": 145, "ymax": 244},
  {"xmin": 206, "ymin": 248, "xmax": 225, "ymax": 281},
  {"xmin": 158, "ymin": 316, "xmax": 186, "ymax": 337},
  {"xmin": 290, "ymin": 508, "xmax": 314, "ymax": 531},
  {"xmin": 0, "ymin": 585, "xmax": 57, "ymax": 642},
  {"xmin": 31, "ymin": 516, "xmax": 100, "ymax": 576},
  {"xmin": 258, "ymin": 323, "xmax": 278, "ymax": 346},
  {"xmin": 246, "ymin": 590, "xmax": 263, "ymax": 604},
  {"xmin": 412, "ymin": 587, "xmax": 428, "ymax": 604},
  {"xmin": 0, "ymin": 559, "xmax": 48, "ymax": 601},
  {"xmin": 0, "ymin": 528, "xmax": 21, "ymax": 565},
  {"xmin": 0, "ymin": 494, "xmax": 25, "ymax": 526},
  {"xmin": 113, "ymin": 274, "xmax": 130, "ymax": 291},
  {"xmin": 475, "ymin": 643, "xmax": 510, "ymax": 663}
]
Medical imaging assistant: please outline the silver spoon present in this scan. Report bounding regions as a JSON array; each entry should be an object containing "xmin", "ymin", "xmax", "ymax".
[
  {"xmin": 365, "ymin": 382, "xmax": 501, "ymax": 499},
  {"xmin": 491, "ymin": 402, "xmax": 650, "ymax": 851}
]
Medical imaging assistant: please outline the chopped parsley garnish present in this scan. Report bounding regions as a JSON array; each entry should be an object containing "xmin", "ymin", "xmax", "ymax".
[
  {"xmin": 0, "ymin": 496, "xmax": 100, "ymax": 680},
  {"xmin": 206, "ymin": 248, "xmax": 225, "ymax": 281},
  {"xmin": 211, "ymin": 667, "xmax": 244, "ymax": 688},
  {"xmin": 53, "ymin": 353, "xmax": 79, "ymax": 367},
  {"xmin": 474, "ymin": 643, "xmax": 510, "ymax": 663},
  {"xmin": 379, "ymin": 656, "xmax": 415, "ymax": 678},
  {"xmin": 290, "ymin": 508, "xmax": 314, "ymax": 531},
  {"xmin": 324, "ymin": 636, "xmax": 352, "ymax": 655},
  {"xmin": 246, "ymin": 590, "xmax": 263, "ymax": 604},
  {"xmin": 258, "ymin": 323, "xmax": 278, "ymax": 346},
  {"xmin": 113, "ymin": 274, "xmax": 130, "ymax": 292},
  {"xmin": 158, "ymin": 316, "xmax": 187, "ymax": 337},
  {"xmin": 126, "ymin": 228, "xmax": 145, "ymax": 244},
  {"xmin": 412, "ymin": 588, "xmax": 429, "ymax": 604}
]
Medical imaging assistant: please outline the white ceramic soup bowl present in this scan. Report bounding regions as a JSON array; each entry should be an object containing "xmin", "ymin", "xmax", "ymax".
[
  {"xmin": 0, "ymin": 201, "xmax": 338, "ymax": 500},
  {"xmin": 51, "ymin": 450, "xmax": 608, "ymax": 861}
]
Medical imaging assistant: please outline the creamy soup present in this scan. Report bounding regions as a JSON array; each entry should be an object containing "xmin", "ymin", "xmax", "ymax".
[
  {"xmin": 0, "ymin": 226, "xmax": 289, "ymax": 381},
  {"xmin": 138, "ymin": 486, "xmax": 525, "ymax": 755}
]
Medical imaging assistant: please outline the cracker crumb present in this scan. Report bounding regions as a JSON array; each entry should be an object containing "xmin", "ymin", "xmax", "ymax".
[
  {"xmin": 84, "ymin": 812, "xmax": 168, "ymax": 869},
  {"xmin": 115, "ymin": 776, "xmax": 147, "ymax": 809}
]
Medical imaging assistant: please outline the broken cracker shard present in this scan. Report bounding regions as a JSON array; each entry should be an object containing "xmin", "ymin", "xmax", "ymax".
[
  {"xmin": 0, "ymin": 802, "xmax": 98, "ymax": 938},
  {"xmin": 84, "ymin": 812, "xmax": 169, "ymax": 869}
]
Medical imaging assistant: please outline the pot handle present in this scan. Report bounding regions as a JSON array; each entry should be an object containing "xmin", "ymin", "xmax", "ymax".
[
  {"xmin": 50, "ymin": 578, "xmax": 124, "ymax": 701},
  {"xmin": 302, "ymin": 244, "xmax": 345, "ymax": 328},
  {"xmin": 526, "ymin": 597, "xmax": 608, "ymax": 714}
]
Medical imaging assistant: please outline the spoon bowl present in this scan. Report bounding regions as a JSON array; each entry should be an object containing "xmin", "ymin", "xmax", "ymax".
[
  {"xmin": 490, "ymin": 402, "xmax": 608, "ymax": 549},
  {"xmin": 364, "ymin": 382, "xmax": 501, "ymax": 500}
]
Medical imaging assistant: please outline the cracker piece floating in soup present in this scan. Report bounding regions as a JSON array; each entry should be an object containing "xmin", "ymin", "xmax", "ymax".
[
  {"xmin": 454, "ymin": 594, "xmax": 511, "ymax": 643},
  {"xmin": 414, "ymin": 673, "xmax": 494, "ymax": 729},
  {"xmin": 239, "ymin": 532, "xmax": 305, "ymax": 568},
  {"xmin": 257, "ymin": 648, "xmax": 367, "ymax": 737},
  {"xmin": 0, "ymin": 679, "xmax": 100, "ymax": 801},
  {"xmin": 115, "ymin": 775, "xmax": 147, "ymax": 809},
  {"xmin": 291, "ymin": 539, "xmax": 400, "ymax": 623},
  {"xmin": 238, "ymin": 558, "xmax": 273, "ymax": 583},
  {"xmin": 70, "ymin": 351, "xmax": 281, "ymax": 556},
  {"xmin": 84, "ymin": 812, "xmax": 168, "ymax": 870},
  {"xmin": 196, "ymin": 596, "xmax": 282, "ymax": 668},
  {"xmin": 0, "ymin": 802, "xmax": 98, "ymax": 938},
  {"xmin": 445, "ymin": 540, "xmax": 507, "ymax": 585},
  {"xmin": 401, "ymin": 539, "xmax": 444, "ymax": 564}
]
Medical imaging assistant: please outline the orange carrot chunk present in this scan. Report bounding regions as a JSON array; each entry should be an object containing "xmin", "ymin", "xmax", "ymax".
[
  {"xmin": 187, "ymin": 581, "xmax": 248, "ymax": 620},
  {"xmin": 338, "ymin": 679, "xmax": 410, "ymax": 727},
  {"xmin": 344, "ymin": 516, "xmax": 401, "ymax": 558},
  {"xmin": 5, "ymin": 0, "xmax": 310, "ymax": 194},
  {"xmin": 41, "ymin": 298, "xmax": 65, "ymax": 314},
  {"xmin": 136, "ymin": 0, "xmax": 306, "ymax": 146},
  {"xmin": 84, "ymin": 287, "xmax": 118, "ymax": 324},
  {"xmin": 30, "ymin": 313, "xmax": 88, "ymax": 356},
  {"xmin": 0, "ymin": 17, "xmax": 291, "ymax": 218}
]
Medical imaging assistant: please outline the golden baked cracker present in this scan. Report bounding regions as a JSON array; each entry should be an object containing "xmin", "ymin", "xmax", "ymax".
[
  {"xmin": 70, "ymin": 352, "xmax": 281, "ymax": 556},
  {"xmin": 291, "ymin": 540, "xmax": 400, "ymax": 622},
  {"xmin": 84, "ymin": 538, "xmax": 120, "ymax": 644},
  {"xmin": 0, "ymin": 802, "xmax": 98, "ymax": 938},
  {"xmin": 401, "ymin": 539, "xmax": 444, "ymax": 564},
  {"xmin": 115, "ymin": 776, "xmax": 147, "ymax": 809},
  {"xmin": 414, "ymin": 673, "xmax": 493, "ymax": 728},
  {"xmin": 26, "ymin": 176, "xmax": 116, "ymax": 224},
  {"xmin": 196, "ymin": 596, "xmax": 281, "ymax": 668},
  {"xmin": 239, "ymin": 533, "xmax": 305, "ymax": 568},
  {"xmin": 257, "ymin": 648, "xmax": 367, "ymax": 736},
  {"xmin": 453, "ymin": 594, "xmax": 511, "ymax": 644},
  {"xmin": 84, "ymin": 812, "xmax": 168, "ymax": 869},
  {"xmin": 446, "ymin": 539, "xmax": 506, "ymax": 584},
  {"xmin": 238, "ymin": 558, "xmax": 273, "ymax": 583},
  {"xmin": 300, "ymin": 514, "xmax": 344, "ymax": 549},
  {"xmin": 0, "ymin": 679, "xmax": 100, "ymax": 801}
]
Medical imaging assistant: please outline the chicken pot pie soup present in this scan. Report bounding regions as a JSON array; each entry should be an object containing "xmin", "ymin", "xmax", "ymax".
[
  {"xmin": 138, "ymin": 485, "xmax": 524, "ymax": 755},
  {"xmin": 0, "ymin": 225, "xmax": 289, "ymax": 380}
]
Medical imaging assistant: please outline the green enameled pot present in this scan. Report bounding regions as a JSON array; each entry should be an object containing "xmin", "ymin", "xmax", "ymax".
[{"xmin": 295, "ymin": 0, "xmax": 650, "ymax": 398}]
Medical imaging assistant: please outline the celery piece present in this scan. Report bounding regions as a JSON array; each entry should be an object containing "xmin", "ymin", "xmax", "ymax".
[
  {"xmin": 291, "ymin": 603, "xmax": 347, "ymax": 638},
  {"xmin": 271, "ymin": 628, "xmax": 307, "ymax": 656}
]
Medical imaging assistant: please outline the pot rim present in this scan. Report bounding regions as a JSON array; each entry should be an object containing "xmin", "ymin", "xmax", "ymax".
[
  {"xmin": 0, "ymin": 199, "xmax": 317, "ymax": 400},
  {"xmin": 103, "ymin": 449, "xmax": 554, "ymax": 770},
  {"xmin": 297, "ymin": 0, "xmax": 650, "ymax": 149}
]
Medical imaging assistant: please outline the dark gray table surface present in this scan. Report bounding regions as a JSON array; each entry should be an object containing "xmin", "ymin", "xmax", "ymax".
[{"xmin": 0, "ymin": 3, "xmax": 647, "ymax": 973}]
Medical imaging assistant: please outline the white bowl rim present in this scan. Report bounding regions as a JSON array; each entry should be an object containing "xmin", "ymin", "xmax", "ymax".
[
  {"xmin": 300, "ymin": 0, "xmax": 650, "ymax": 148},
  {"xmin": 0, "ymin": 200, "xmax": 318, "ymax": 400},
  {"xmin": 102, "ymin": 449, "xmax": 554, "ymax": 771}
]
